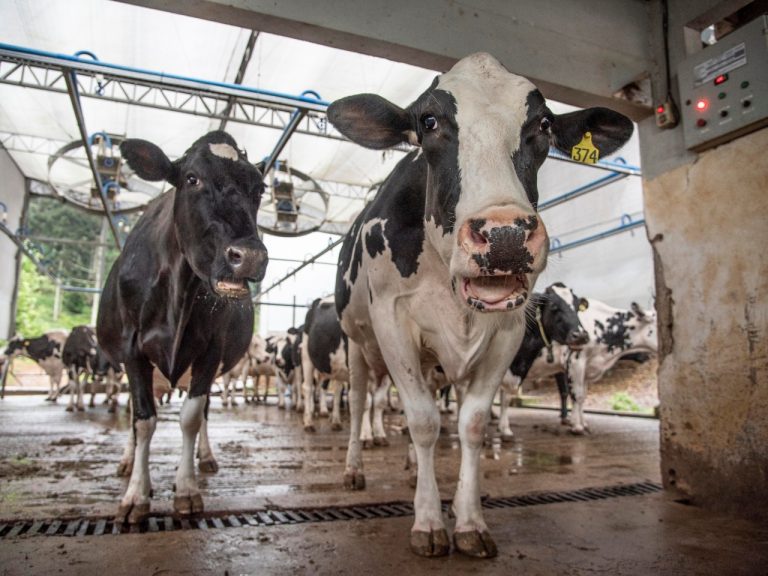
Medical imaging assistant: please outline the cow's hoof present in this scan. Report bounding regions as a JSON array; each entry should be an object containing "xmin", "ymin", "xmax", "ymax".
[
  {"xmin": 343, "ymin": 471, "xmax": 366, "ymax": 491},
  {"xmin": 65, "ymin": 405, "xmax": 74, "ymax": 412},
  {"xmin": 115, "ymin": 501, "xmax": 150, "ymax": 525},
  {"xmin": 410, "ymin": 529, "xmax": 450, "ymax": 557},
  {"xmin": 560, "ymin": 417, "xmax": 572, "ymax": 426},
  {"xmin": 569, "ymin": 427, "xmax": 586, "ymax": 436},
  {"xmin": 231, "ymin": 400, "xmax": 238, "ymax": 406},
  {"xmin": 108, "ymin": 405, "xmax": 116, "ymax": 414},
  {"xmin": 373, "ymin": 437, "xmax": 389, "ymax": 447},
  {"xmin": 453, "ymin": 530, "xmax": 498, "ymax": 558},
  {"xmin": 174, "ymin": 493, "xmax": 204, "ymax": 516},
  {"xmin": 304, "ymin": 424, "xmax": 316, "ymax": 433},
  {"xmin": 500, "ymin": 432, "xmax": 515, "ymax": 443},
  {"xmin": 116, "ymin": 461, "xmax": 133, "ymax": 477},
  {"xmin": 331, "ymin": 422, "xmax": 343, "ymax": 431},
  {"xmin": 77, "ymin": 406, "xmax": 85, "ymax": 412},
  {"xmin": 362, "ymin": 439, "xmax": 373, "ymax": 450},
  {"xmin": 277, "ymin": 404, "xmax": 285, "ymax": 410},
  {"xmin": 198, "ymin": 458, "xmax": 219, "ymax": 473}
]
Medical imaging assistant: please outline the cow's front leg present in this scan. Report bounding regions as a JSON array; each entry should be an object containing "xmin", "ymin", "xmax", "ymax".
[
  {"xmin": 89, "ymin": 375, "xmax": 98, "ymax": 408},
  {"xmin": 360, "ymin": 391, "xmax": 374, "ymax": 448},
  {"xmin": 566, "ymin": 359, "xmax": 589, "ymax": 435},
  {"xmin": 452, "ymin": 380, "xmax": 500, "ymax": 558},
  {"xmin": 330, "ymin": 380, "xmax": 343, "ymax": 430},
  {"xmin": 372, "ymin": 378, "xmax": 389, "ymax": 446},
  {"xmin": 174, "ymin": 394, "xmax": 206, "ymax": 515},
  {"xmin": 116, "ymin": 357, "xmax": 155, "ymax": 524},
  {"xmin": 497, "ymin": 371, "xmax": 519, "ymax": 443},
  {"xmin": 555, "ymin": 372, "xmax": 571, "ymax": 425},
  {"xmin": 318, "ymin": 381, "xmax": 330, "ymax": 416},
  {"xmin": 301, "ymin": 345, "xmax": 316, "ymax": 431},
  {"xmin": 398, "ymin": 381, "xmax": 449, "ymax": 557}
]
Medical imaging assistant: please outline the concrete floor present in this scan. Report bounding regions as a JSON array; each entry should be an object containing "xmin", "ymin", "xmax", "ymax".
[{"xmin": 1, "ymin": 394, "xmax": 767, "ymax": 575}]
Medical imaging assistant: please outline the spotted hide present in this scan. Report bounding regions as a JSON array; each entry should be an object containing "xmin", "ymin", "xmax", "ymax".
[
  {"xmin": 96, "ymin": 131, "xmax": 268, "ymax": 525},
  {"xmin": 328, "ymin": 53, "xmax": 633, "ymax": 558}
]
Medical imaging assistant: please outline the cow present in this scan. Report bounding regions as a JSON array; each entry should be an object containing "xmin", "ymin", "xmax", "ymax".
[
  {"xmin": 269, "ymin": 328, "xmax": 302, "ymax": 409},
  {"xmin": 496, "ymin": 283, "xmax": 589, "ymax": 440},
  {"xmin": 96, "ymin": 130, "xmax": 268, "ymax": 525},
  {"xmin": 328, "ymin": 52, "xmax": 633, "ymax": 557},
  {"xmin": 301, "ymin": 297, "xmax": 349, "ymax": 432},
  {"xmin": 62, "ymin": 325, "xmax": 98, "ymax": 412},
  {"xmin": 219, "ymin": 334, "xmax": 273, "ymax": 406},
  {"xmin": 88, "ymin": 345, "xmax": 125, "ymax": 412},
  {"xmin": 3, "ymin": 330, "xmax": 68, "ymax": 401},
  {"xmin": 553, "ymin": 299, "xmax": 658, "ymax": 434}
]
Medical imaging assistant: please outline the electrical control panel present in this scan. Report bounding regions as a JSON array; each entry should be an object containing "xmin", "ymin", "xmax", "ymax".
[{"xmin": 677, "ymin": 15, "xmax": 768, "ymax": 151}]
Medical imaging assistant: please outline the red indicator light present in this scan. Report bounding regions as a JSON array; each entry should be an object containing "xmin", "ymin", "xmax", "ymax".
[
  {"xmin": 695, "ymin": 99, "xmax": 709, "ymax": 112},
  {"xmin": 714, "ymin": 73, "xmax": 728, "ymax": 85},
  {"xmin": 656, "ymin": 105, "xmax": 665, "ymax": 114}
]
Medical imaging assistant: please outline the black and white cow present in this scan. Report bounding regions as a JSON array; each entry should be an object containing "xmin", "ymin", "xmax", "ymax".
[
  {"xmin": 96, "ymin": 131, "xmax": 268, "ymax": 524},
  {"xmin": 301, "ymin": 297, "xmax": 349, "ymax": 432},
  {"xmin": 62, "ymin": 325, "xmax": 98, "ymax": 412},
  {"xmin": 88, "ymin": 345, "xmax": 125, "ymax": 412},
  {"xmin": 269, "ymin": 328, "xmax": 302, "ymax": 409},
  {"xmin": 552, "ymin": 299, "xmax": 658, "ymax": 433},
  {"xmin": 497, "ymin": 283, "xmax": 589, "ymax": 440},
  {"xmin": 3, "ymin": 330, "xmax": 68, "ymax": 401},
  {"xmin": 219, "ymin": 334, "xmax": 273, "ymax": 406},
  {"xmin": 328, "ymin": 52, "xmax": 632, "ymax": 557}
]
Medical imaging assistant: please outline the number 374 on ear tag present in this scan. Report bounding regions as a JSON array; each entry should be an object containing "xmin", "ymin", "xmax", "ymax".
[{"xmin": 571, "ymin": 132, "xmax": 599, "ymax": 164}]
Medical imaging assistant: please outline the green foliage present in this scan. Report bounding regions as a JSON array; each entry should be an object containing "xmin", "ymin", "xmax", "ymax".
[
  {"xmin": 15, "ymin": 258, "xmax": 49, "ymax": 336},
  {"xmin": 611, "ymin": 391, "xmax": 641, "ymax": 412}
]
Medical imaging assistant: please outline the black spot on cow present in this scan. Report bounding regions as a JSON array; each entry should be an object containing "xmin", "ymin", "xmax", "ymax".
[
  {"xmin": 471, "ymin": 216, "xmax": 537, "ymax": 274},
  {"xmin": 594, "ymin": 312, "xmax": 632, "ymax": 353},
  {"xmin": 365, "ymin": 222, "xmax": 386, "ymax": 258},
  {"xmin": 511, "ymin": 90, "xmax": 551, "ymax": 209}
]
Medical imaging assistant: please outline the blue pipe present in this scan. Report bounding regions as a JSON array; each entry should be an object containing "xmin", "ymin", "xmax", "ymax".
[
  {"xmin": 0, "ymin": 42, "xmax": 331, "ymax": 108},
  {"xmin": 549, "ymin": 219, "xmax": 646, "ymax": 254},
  {"xmin": 87, "ymin": 131, "xmax": 112, "ymax": 148},
  {"xmin": 539, "ymin": 171, "xmax": 627, "ymax": 211},
  {"xmin": 73, "ymin": 50, "xmax": 99, "ymax": 61}
]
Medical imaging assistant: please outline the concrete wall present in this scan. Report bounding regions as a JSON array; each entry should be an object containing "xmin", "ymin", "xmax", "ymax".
[
  {"xmin": 0, "ymin": 146, "xmax": 26, "ymax": 339},
  {"xmin": 645, "ymin": 127, "xmax": 768, "ymax": 520}
]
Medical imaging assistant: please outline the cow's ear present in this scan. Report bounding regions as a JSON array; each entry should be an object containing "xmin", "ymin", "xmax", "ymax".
[
  {"xmin": 550, "ymin": 108, "xmax": 634, "ymax": 159},
  {"xmin": 578, "ymin": 298, "xmax": 589, "ymax": 312},
  {"xmin": 630, "ymin": 302, "xmax": 645, "ymax": 318},
  {"xmin": 120, "ymin": 139, "xmax": 177, "ymax": 182},
  {"xmin": 328, "ymin": 94, "xmax": 415, "ymax": 150}
]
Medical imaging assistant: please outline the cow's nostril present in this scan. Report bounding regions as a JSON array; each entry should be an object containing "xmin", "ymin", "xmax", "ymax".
[
  {"xmin": 470, "ymin": 229, "xmax": 487, "ymax": 246},
  {"xmin": 226, "ymin": 247, "xmax": 244, "ymax": 268}
]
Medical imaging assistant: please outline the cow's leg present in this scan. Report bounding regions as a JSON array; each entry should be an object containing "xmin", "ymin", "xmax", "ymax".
[
  {"xmin": 319, "ymin": 380, "xmax": 330, "ymax": 417},
  {"xmin": 65, "ymin": 366, "xmax": 77, "ymax": 412},
  {"xmin": 452, "ymin": 377, "xmax": 500, "ymax": 558},
  {"xmin": 301, "ymin": 343, "xmax": 316, "ymax": 431},
  {"xmin": 76, "ymin": 367, "xmax": 85, "ymax": 411},
  {"xmin": 197, "ymin": 396, "xmax": 218, "ymax": 473},
  {"xmin": 293, "ymin": 369, "xmax": 303, "ymax": 411},
  {"xmin": 360, "ymin": 391, "xmax": 373, "ymax": 448},
  {"xmin": 108, "ymin": 369, "xmax": 119, "ymax": 413},
  {"xmin": 117, "ymin": 396, "xmax": 136, "ymax": 477},
  {"xmin": 566, "ymin": 359, "xmax": 588, "ymax": 435},
  {"xmin": 330, "ymin": 379, "xmax": 343, "ymax": 430},
  {"xmin": 276, "ymin": 374, "xmax": 286, "ymax": 409},
  {"xmin": 116, "ymin": 357, "xmax": 155, "ymax": 524},
  {"xmin": 398, "ymin": 379, "xmax": 448, "ymax": 557},
  {"xmin": 372, "ymin": 378, "xmax": 389, "ymax": 446},
  {"xmin": 343, "ymin": 341, "xmax": 367, "ymax": 490},
  {"xmin": 89, "ymin": 375, "xmax": 98, "ymax": 408},
  {"xmin": 556, "ymin": 372, "xmax": 571, "ymax": 425},
  {"xmin": 498, "ymin": 371, "xmax": 517, "ymax": 443},
  {"xmin": 173, "ymin": 394, "xmax": 206, "ymax": 515}
]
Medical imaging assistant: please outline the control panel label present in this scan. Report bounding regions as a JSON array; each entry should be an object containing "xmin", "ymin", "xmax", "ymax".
[{"xmin": 693, "ymin": 42, "xmax": 746, "ymax": 86}]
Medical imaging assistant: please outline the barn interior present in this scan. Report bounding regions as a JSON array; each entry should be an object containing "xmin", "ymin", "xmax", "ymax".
[{"xmin": 0, "ymin": 1, "xmax": 767, "ymax": 574}]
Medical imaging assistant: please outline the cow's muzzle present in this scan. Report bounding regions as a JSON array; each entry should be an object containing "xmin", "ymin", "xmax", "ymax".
[
  {"xmin": 456, "ymin": 208, "xmax": 548, "ymax": 312},
  {"xmin": 566, "ymin": 329, "xmax": 590, "ymax": 350},
  {"xmin": 215, "ymin": 244, "xmax": 268, "ymax": 298}
]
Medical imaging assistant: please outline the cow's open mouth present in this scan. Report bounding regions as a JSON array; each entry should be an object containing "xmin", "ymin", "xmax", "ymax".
[
  {"xmin": 214, "ymin": 279, "xmax": 250, "ymax": 299},
  {"xmin": 461, "ymin": 274, "xmax": 528, "ymax": 312}
]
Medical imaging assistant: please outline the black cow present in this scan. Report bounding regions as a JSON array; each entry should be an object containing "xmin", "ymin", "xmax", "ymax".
[
  {"xmin": 496, "ymin": 283, "xmax": 589, "ymax": 440},
  {"xmin": 88, "ymin": 346, "xmax": 125, "ymax": 413},
  {"xmin": 3, "ymin": 331, "xmax": 68, "ymax": 401},
  {"xmin": 301, "ymin": 297, "xmax": 348, "ymax": 432},
  {"xmin": 328, "ymin": 52, "xmax": 632, "ymax": 557},
  {"xmin": 62, "ymin": 325, "xmax": 98, "ymax": 412},
  {"xmin": 97, "ymin": 131, "xmax": 268, "ymax": 525}
]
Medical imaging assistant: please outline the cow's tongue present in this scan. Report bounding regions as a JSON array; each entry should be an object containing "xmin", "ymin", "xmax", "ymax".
[{"xmin": 467, "ymin": 276, "xmax": 521, "ymax": 304}]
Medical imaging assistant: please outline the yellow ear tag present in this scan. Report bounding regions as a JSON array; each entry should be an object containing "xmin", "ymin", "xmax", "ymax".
[{"xmin": 571, "ymin": 132, "xmax": 599, "ymax": 164}]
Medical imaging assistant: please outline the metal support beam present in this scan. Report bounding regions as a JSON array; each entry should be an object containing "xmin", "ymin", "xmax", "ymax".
[
  {"xmin": 0, "ymin": 222, "xmax": 58, "ymax": 282},
  {"xmin": 219, "ymin": 30, "xmax": 260, "ymax": 131}
]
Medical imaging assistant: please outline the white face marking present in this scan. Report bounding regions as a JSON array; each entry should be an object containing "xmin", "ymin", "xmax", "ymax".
[
  {"xmin": 209, "ymin": 142, "xmax": 239, "ymax": 161},
  {"xmin": 551, "ymin": 285, "xmax": 576, "ymax": 312}
]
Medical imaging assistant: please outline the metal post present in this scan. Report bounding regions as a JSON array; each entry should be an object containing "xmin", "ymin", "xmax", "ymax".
[
  {"xmin": 292, "ymin": 295, "xmax": 296, "ymax": 327},
  {"xmin": 53, "ymin": 262, "xmax": 62, "ymax": 321},
  {"xmin": 90, "ymin": 216, "xmax": 108, "ymax": 326}
]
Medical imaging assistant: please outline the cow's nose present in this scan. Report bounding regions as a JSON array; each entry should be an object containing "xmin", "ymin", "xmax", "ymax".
[
  {"xmin": 459, "ymin": 209, "xmax": 547, "ymax": 275},
  {"xmin": 567, "ymin": 330, "xmax": 590, "ymax": 347},
  {"xmin": 226, "ymin": 244, "xmax": 269, "ymax": 281}
]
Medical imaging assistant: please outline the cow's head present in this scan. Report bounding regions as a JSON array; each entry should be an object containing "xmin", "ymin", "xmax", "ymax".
[
  {"xmin": 249, "ymin": 335, "xmax": 272, "ymax": 366},
  {"xmin": 593, "ymin": 302, "xmax": 658, "ymax": 354},
  {"xmin": 540, "ymin": 283, "xmax": 589, "ymax": 349},
  {"xmin": 328, "ymin": 53, "xmax": 632, "ymax": 313},
  {"xmin": 120, "ymin": 131, "xmax": 268, "ymax": 299},
  {"xmin": 628, "ymin": 302, "xmax": 658, "ymax": 353},
  {"xmin": 4, "ymin": 336, "xmax": 25, "ymax": 357}
]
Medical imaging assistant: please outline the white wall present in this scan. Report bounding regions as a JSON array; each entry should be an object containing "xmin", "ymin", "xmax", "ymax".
[{"xmin": 0, "ymin": 147, "xmax": 25, "ymax": 339}]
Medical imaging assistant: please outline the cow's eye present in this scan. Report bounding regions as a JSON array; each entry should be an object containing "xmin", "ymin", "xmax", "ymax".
[
  {"xmin": 422, "ymin": 115, "xmax": 438, "ymax": 131},
  {"xmin": 186, "ymin": 174, "xmax": 199, "ymax": 186},
  {"xmin": 540, "ymin": 117, "xmax": 552, "ymax": 133}
]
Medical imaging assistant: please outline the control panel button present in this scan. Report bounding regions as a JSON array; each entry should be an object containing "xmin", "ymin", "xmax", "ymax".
[{"xmin": 696, "ymin": 118, "xmax": 707, "ymax": 127}]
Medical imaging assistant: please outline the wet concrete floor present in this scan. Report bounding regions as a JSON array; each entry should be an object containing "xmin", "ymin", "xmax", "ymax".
[{"xmin": 1, "ymin": 394, "xmax": 767, "ymax": 574}]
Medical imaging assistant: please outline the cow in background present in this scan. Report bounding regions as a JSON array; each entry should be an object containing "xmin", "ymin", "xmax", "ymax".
[
  {"xmin": 329, "ymin": 52, "xmax": 632, "ymax": 557},
  {"xmin": 88, "ymin": 346, "xmax": 125, "ymax": 412},
  {"xmin": 554, "ymin": 299, "xmax": 658, "ymax": 433},
  {"xmin": 3, "ymin": 330, "xmax": 68, "ymax": 401},
  {"xmin": 219, "ymin": 334, "xmax": 273, "ymax": 406},
  {"xmin": 97, "ymin": 131, "xmax": 268, "ymax": 524},
  {"xmin": 301, "ymin": 296, "xmax": 348, "ymax": 432},
  {"xmin": 62, "ymin": 325, "xmax": 98, "ymax": 412},
  {"xmin": 497, "ymin": 283, "xmax": 589, "ymax": 440},
  {"xmin": 269, "ymin": 328, "xmax": 302, "ymax": 409}
]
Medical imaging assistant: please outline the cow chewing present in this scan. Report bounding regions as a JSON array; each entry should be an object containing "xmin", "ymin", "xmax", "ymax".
[
  {"xmin": 97, "ymin": 131, "xmax": 268, "ymax": 525},
  {"xmin": 328, "ymin": 53, "xmax": 633, "ymax": 558}
]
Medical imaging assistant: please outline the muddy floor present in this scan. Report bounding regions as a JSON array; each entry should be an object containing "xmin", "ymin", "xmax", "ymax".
[{"xmin": 1, "ymin": 392, "xmax": 766, "ymax": 575}]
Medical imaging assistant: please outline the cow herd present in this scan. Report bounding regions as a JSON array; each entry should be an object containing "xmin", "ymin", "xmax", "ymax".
[{"xmin": 5, "ymin": 53, "xmax": 655, "ymax": 559}]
